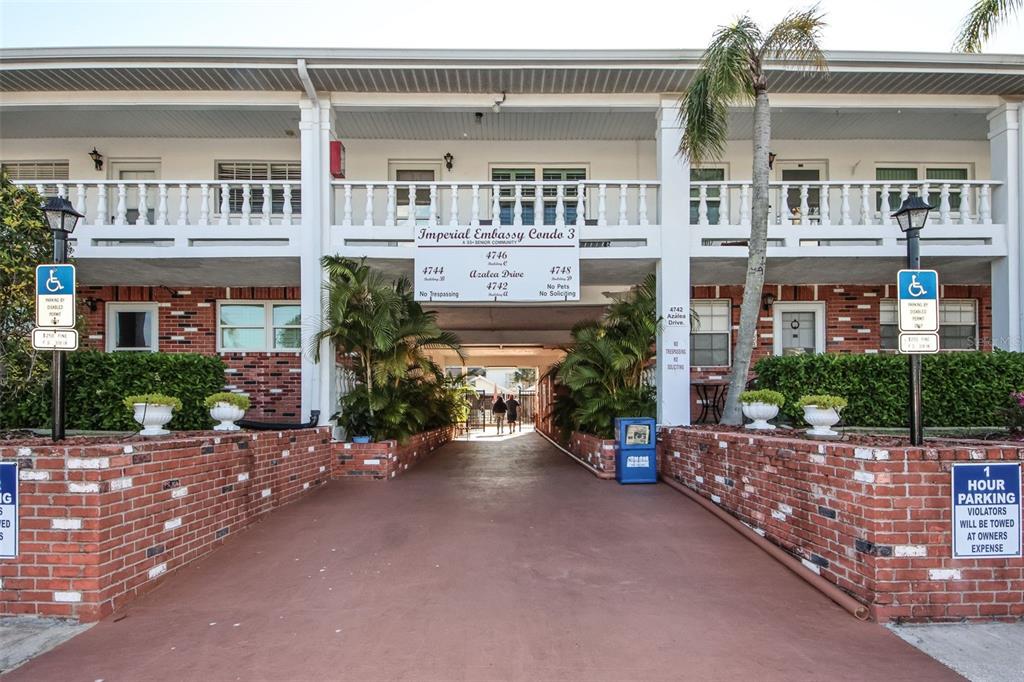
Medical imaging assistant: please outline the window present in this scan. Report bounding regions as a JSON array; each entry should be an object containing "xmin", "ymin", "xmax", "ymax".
[
  {"xmin": 218, "ymin": 302, "xmax": 301, "ymax": 351},
  {"xmin": 880, "ymin": 299, "xmax": 977, "ymax": 351},
  {"xmin": 876, "ymin": 165, "xmax": 970, "ymax": 213},
  {"xmin": 491, "ymin": 166, "xmax": 587, "ymax": 225},
  {"xmin": 690, "ymin": 168, "xmax": 725, "ymax": 224},
  {"xmin": 106, "ymin": 303, "xmax": 158, "ymax": 352},
  {"xmin": 1, "ymin": 160, "xmax": 69, "ymax": 181},
  {"xmin": 772, "ymin": 302, "xmax": 826, "ymax": 356},
  {"xmin": 215, "ymin": 161, "xmax": 301, "ymax": 214},
  {"xmin": 690, "ymin": 300, "xmax": 731, "ymax": 366}
]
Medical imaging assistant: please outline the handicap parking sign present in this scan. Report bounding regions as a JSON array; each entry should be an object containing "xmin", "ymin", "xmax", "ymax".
[
  {"xmin": 34, "ymin": 264, "xmax": 76, "ymax": 328},
  {"xmin": 897, "ymin": 269, "xmax": 939, "ymax": 333}
]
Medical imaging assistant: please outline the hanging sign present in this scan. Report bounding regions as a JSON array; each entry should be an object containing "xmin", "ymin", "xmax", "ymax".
[
  {"xmin": 35, "ymin": 264, "xmax": 76, "ymax": 328},
  {"xmin": 0, "ymin": 462, "xmax": 18, "ymax": 559},
  {"xmin": 414, "ymin": 226, "xmax": 579, "ymax": 302},
  {"xmin": 952, "ymin": 462, "xmax": 1021, "ymax": 559}
]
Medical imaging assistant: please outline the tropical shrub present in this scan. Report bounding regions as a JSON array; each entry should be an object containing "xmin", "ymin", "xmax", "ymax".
[
  {"xmin": 755, "ymin": 351, "xmax": 1024, "ymax": 427},
  {"xmin": 1007, "ymin": 392, "xmax": 1024, "ymax": 435},
  {"xmin": 204, "ymin": 392, "xmax": 251, "ymax": 410},
  {"xmin": 739, "ymin": 389, "xmax": 785, "ymax": 407},
  {"xmin": 1, "ymin": 351, "xmax": 225, "ymax": 431},
  {"xmin": 548, "ymin": 273, "xmax": 658, "ymax": 439},
  {"xmin": 123, "ymin": 393, "xmax": 183, "ymax": 411}
]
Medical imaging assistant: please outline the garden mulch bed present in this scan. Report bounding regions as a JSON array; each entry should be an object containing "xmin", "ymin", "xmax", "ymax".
[
  {"xmin": 0, "ymin": 429, "xmax": 283, "ymax": 448},
  {"xmin": 672, "ymin": 424, "xmax": 1023, "ymax": 448}
]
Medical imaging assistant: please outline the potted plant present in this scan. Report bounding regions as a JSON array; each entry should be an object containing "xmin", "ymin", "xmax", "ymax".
[
  {"xmin": 335, "ymin": 388, "xmax": 376, "ymax": 443},
  {"xmin": 204, "ymin": 392, "xmax": 251, "ymax": 431},
  {"xmin": 739, "ymin": 389, "xmax": 785, "ymax": 430},
  {"xmin": 124, "ymin": 393, "xmax": 182, "ymax": 436},
  {"xmin": 796, "ymin": 394, "xmax": 847, "ymax": 437}
]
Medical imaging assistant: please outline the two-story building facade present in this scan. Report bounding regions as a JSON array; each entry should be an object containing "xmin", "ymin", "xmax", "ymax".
[{"xmin": 1, "ymin": 48, "xmax": 1021, "ymax": 426}]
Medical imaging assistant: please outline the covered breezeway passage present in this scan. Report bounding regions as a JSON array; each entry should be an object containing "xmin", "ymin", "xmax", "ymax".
[{"xmin": 9, "ymin": 433, "xmax": 956, "ymax": 681}]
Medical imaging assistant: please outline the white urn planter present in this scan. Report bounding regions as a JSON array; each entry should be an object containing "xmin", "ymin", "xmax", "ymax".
[
  {"xmin": 133, "ymin": 403, "xmax": 175, "ymax": 436},
  {"xmin": 742, "ymin": 402, "xmax": 779, "ymax": 430},
  {"xmin": 210, "ymin": 402, "xmax": 245, "ymax": 431},
  {"xmin": 802, "ymin": 406, "xmax": 841, "ymax": 437}
]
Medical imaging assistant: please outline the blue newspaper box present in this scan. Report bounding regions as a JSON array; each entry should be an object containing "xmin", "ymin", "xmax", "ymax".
[{"xmin": 614, "ymin": 417, "xmax": 657, "ymax": 484}]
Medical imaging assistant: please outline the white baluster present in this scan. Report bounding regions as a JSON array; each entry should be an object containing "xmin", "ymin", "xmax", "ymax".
[
  {"xmin": 219, "ymin": 183, "xmax": 230, "ymax": 226},
  {"xmin": 177, "ymin": 184, "xmax": 189, "ymax": 225},
  {"xmin": 799, "ymin": 185, "xmax": 810, "ymax": 225},
  {"xmin": 740, "ymin": 185, "xmax": 751, "ymax": 224},
  {"xmin": 618, "ymin": 183, "xmax": 629, "ymax": 226},
  {"xmin": 639, "ymin": 184, "xmax": 649, "ymax": 226},
  {"xmin": 260, "ymin": 182, "xmax": 272, "ymax": 226},
  {"xmin": 900, "ymin": 184, "xmax": 910, "ymax": 209},
  {"xmin": 491, "ymin": 183, "xmax": 502, "ymax": 228},
  {"xmin": 363, "ymin": 184, "xmax": 374, "ymax": 227},
  {"xmin": 135, "ymin": 183, "xmax": 149, "ymax": 225},
  {"xmin": 779, "ymin": 184, "xmax": 790, "ymax": 223},
  {"xmin": 470, "ymin": 184, "xmax": 480, "ymax": 227},
  {"xmin": 513, "ymin": 184, "xmax": 523, "ymax": 226},
  {"xmin": 74, "ymin": 184, "xmax": 86, "ymax": 219},
  {"xmin": 96, "ymin": 184, "xmax": 107, "ymax": 225},
  {"xmin": 555, "ymin": 184, "xmax": 565, "ymax": 227},
  {"xmin": 406, "ymin": 184, "xmax": 417, "ymax": 227},
  {"xmin": 385, "ymin": 185, "xmax": 396, "ymax": 227},
  {"xmin": 597, "ymin": 184, "xmax": 607, "ymax": 226},
  {"xmin": 534, "ymin": 183, "xmax": 544, "ymax": 227},
  {"xmin": 697, "ymin": 184, "xmax": 709, "ymax": 225},
  {"xmin": 449, "ymin": 184, "xmax": 459, "ymax": 227},
  {"xmin": 860, "ymin": 184, "xmax": 871, "ymax": 225},
  {"xmin": 156, "ymin": 184, "xmax": 168, "ymax": 225},
  {"xmin": 879, "ymin": 184, "xmax": 891, "ymax": 225},
  {"xmin": 715, "ymin": 185, "xmax": 728, "ymax": 226},
  {"xmin": 980, "ymin": 184, "xmax": 992, "ymax": 224},
  {"xmin": 342, "ymin": 184, "xmax": 353, "ymax": 227},
  {"xmin": 239, "ymin": 184, "xmax": 251, "ymax": 226},
  {"xmin": 959, "ymin": 183, "xmax": 972, "ymax": 225},
  {"xmin": 115, "ymin": 184, "xmax": 128, "ymax": 225},
  {"xmin": 56, "ymin": 183, "xmax": 66, "ymax": 198},
  {"xmin": 819, "ymin": 185, "xmax": 830, "ymax": 226},
  {"xmin": 920, "ymin": 183, "xmax": 930, "ymax": 223},
  {"xmin": 199, "ymin": 184, "xmax": 210, "ymax": 226},
  {"xmin": 576, "ymin": 183, "xmax": 586, "ymax": 228},
  {"xmin": 839, "ymin": 185, "xmax": 851, "ymax": 225},
  {"xmin": 939, "ymin": 184, "xmax": 951, "ymax": 224},
  {"xmin": 281, "ymin": 183, "xmax": 292, "ymax": 226},
  {"xmin": 35, "ymin": 183, "xmax": 44, "ymax": 195},
  {"xmin": 428, "ymin": 185, "xmax": 438, "ymax": 227}
]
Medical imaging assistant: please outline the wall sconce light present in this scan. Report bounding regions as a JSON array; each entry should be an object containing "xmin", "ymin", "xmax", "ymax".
[
  {"xmin": 89, "ymin": 147, "xmax": 104, "ymax": 171},
  {"xmin": 443, "ymin": 152, "xmax": 454, "ymax": 171},
  {"xmin": 767, "ymin": 151, "xmax": 777, "ymax": 170},
  {"xmin": 84, "ymin": 297, "xmax": 102, "ymax": 312},
  {"xmin": 491, "ymin": 92, "xmax": 507, "ymax": 113},
  {"xmin": 761, "ymin": 292, "xmax": 776, "ymax": 311}
]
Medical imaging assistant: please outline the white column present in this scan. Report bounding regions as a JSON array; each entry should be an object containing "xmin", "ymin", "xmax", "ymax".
[
  {"xmin": 299, "ymin": 98, "xmax": 338, "ymax": 424},
  {"xmin": 988, "ymin": 103, "xmax": 1022, "ymax": 351},
  {"xmin": 655, "ymin": 100, "xmax": 692, "ymax": 426}
]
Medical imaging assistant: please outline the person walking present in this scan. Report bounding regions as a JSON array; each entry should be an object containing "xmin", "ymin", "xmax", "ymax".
[
  {"xmin": 505, "ymin": 394, "xmax": 520, "ymax": 433},
  {"xmin": 492, "ymin": 395, "xmax": 507, "ymax": 434}
]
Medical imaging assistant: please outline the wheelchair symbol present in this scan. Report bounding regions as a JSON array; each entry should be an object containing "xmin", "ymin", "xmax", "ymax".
[
  {"xmin": 44, "ymin": 268, "xmax": 65, "ymax": 293},
  {"xmin": 906, "ymin": 274, "xmax": 927, "ymax": 297}
]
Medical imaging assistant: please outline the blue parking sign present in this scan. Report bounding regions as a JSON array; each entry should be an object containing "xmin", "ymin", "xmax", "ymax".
[
  {"xmin": 897, "ymin": 269, "xmax": 938, "ymax": 301},
  {"xmin": 0, "ymin": 462, "xmax": 18, "ymax": 559},
  {"xmin": 34, "ymin": 263, "xmax": 76, "ymax": 328},
  {"xmin": 897, "ymin": 269, "xmax": 939, "ymax": 333}
]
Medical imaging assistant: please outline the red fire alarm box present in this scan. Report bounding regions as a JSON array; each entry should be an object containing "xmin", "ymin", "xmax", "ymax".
[{"xmin": 330, "ymin": 140, "xmax": 346, "ymax": 179}]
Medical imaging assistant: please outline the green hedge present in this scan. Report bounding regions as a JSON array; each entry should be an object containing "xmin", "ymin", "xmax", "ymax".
[
  {"xmin": 1, "ymin": 351, "xmax": 226, "ymax": 431},
  {"xmin": 754, "ymin": 351, "xmax": 1024, "ymax": 427}
]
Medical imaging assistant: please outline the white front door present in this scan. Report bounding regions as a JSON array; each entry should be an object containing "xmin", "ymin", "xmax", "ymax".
[
  {"xmin": 390, "ymin": 163, "xmax": 442, "ymax": 225},
  {"xmin": 108, "ymin": 160, "xmax": 161, "ymax": 224},
  {"xmin": 775, "ymin": 160, "xmax": 828, "ymax": 223},
  {"xmin": 773, "ymin": 302, "xmax": 826, "ymax": 356}
]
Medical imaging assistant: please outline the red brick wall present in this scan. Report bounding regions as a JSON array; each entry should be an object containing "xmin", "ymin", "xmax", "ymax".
[
  {"xmin": 1, "ymin": 428, "xmax": 331, "ymax": 622},
  {"xmin": 658, "ymin": 427, "xmax": 1024, "ymax": 623},
  {"xmin": 332, "ymin": 426, "xmax": 456, "ymax": 480},
  {"xmin": 79, "ymin": 286, "xmax": 302, "ymax": 419},
  {"xmin": 567, "ymin": 431, "xmax": 617, "ymax": 478}
]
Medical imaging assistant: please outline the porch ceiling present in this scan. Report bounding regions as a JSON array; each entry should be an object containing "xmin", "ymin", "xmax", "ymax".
[
  {"xmin": 75, "ymin": 257, "xmax": 300, "ymax": 286},
  {"xmin": 692, "ymin": 256, "xmax": 995, "ymax": 285}
]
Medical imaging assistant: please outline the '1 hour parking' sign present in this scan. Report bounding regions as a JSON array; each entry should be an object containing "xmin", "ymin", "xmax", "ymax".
[
  {"xmin": 952, "ymin": 463, "xmax": 1021, "ymax": 559},
  {"xmin": 0, "ymin": 462, "xmax": 18, "ymax": 559}
]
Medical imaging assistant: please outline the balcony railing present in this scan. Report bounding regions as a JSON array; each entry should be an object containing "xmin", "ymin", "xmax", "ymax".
[
  {"xmin": 14, "ymin": 180, "xmax": 299, "ymax": 227},
  {"xmin": 331, "ymin": 180, "xmax": 660, "ymax": 228}
]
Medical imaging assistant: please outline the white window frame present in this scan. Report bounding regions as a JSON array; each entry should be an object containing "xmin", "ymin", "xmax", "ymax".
[
  {"xmin": 106, "ymin": 302, "xmax": 159, "ymax": 352},
  {"xmin": 772, "ymin": 301, "xmax": 826, "ymax": 356},
  {"xmin": 938, "ymin": 299, "xmax": 979, "ymax": 351},
  {"xmin": 0, "ymin": 160, "xmax": 70, "ymax": 181},
  {"xmin": 690, "ymin": 164, "xmax": 729, "ymax": 224},
  {"xmin": 214, "ymin": 160, "xmax": 301, "ymax": 217},
  {"xmin": 216, "ymin": 301, "xmax": 301, "ymax": 353},
  {"xmin": 488, "ymin": 162, "xmax": 591, "ymax": 216},
  {"xmin": 690, "ymin": 299, "xmax": 732, "ymax": 367},
  {"xmin": 879, "ymin": 299, "xmax": 899, "ymax": 351}
]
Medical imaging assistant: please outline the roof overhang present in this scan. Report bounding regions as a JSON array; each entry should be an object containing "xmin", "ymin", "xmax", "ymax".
[{"xmin": 2, "ymin": 47, "xmax": 1023, "ymax": 95}]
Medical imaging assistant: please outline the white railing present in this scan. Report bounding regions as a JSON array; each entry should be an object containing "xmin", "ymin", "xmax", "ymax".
[
  {"xmin": 331, "ymin": 180, "xmax": 659, "ymax": 228},
  {"xmin": 14, "ymin": 180, "xmax": 300, "ymax": 227},
  {"xmin": 689, "ymin": 180, "xmax": 997, "ymax": 227}
]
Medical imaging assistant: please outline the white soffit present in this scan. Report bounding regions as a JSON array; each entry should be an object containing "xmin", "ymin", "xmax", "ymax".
[{"xmin": 0, "ymin": 107, "xmax": 301, "ymax": 138}]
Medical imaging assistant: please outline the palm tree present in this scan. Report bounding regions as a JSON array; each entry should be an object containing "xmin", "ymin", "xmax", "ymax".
[
  {"xmin": 955, "ymin": 0, "xmax": 1022, "ymax": 52},
  {"xmin": 678, "ymin": 7, "xmax": 827, "ymax": 425}
]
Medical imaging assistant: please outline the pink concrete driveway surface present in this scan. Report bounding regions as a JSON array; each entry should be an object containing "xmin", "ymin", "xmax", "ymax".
[{"xmin": 9, "ymin": 431, "xmax": 959, "ymax": 681}]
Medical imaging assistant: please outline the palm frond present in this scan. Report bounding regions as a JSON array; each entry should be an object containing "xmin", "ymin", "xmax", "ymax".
[
  {"xmin": 759, "ymin": 5, "xmax": 828, "ymax": 71},
  {"xmin": 954, "ymin": 0, "xmax": 1022, "ymax": 52}
]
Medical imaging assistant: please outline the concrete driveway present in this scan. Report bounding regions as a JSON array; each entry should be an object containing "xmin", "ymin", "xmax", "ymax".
[{"xmin": 8, "ymin": 430, "xmax": 959, "ymax": 681}]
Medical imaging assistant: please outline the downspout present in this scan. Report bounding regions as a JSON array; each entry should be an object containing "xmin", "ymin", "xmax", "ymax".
[{"xmin": 296, "ymin": 58, "xmax": 319, "ymax": 107}]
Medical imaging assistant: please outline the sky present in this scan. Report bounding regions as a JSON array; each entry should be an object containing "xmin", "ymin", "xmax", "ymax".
[{"xmin": 1, "ymin": 0, "xmax": 1022, "ymax": 54}]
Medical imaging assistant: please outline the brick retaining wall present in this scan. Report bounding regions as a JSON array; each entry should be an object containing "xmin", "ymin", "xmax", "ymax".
[
  {"xmin": 0, "ymin": 428, "xmax": 331, "ymax": 622},
  {"xmin": 568, "ymin": 431, "xmax": 617, "ymax": 478},
  {"xmin": 332, "ymin": 426, "xmax": 457, "ymax": 480},
  {"xmin": 658, "ymin": 427, "xmax": 1024, "ymax": 622}
]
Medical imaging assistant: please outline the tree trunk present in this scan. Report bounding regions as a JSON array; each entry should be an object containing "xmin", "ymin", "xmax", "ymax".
[{"xmin": 721, "ymin": 89, "xmax": 771, "ymax": 425}]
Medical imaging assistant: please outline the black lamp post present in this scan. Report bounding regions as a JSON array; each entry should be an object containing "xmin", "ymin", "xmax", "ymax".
[
  {"xmin": 892, "ymin": 195, "xmax": 933, "ymax": 446},
  {"xmin": 41, "ymin": 196, "xmax": 84, "ymax": 442}
]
